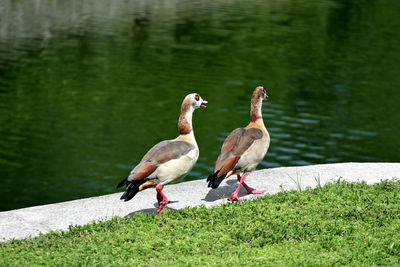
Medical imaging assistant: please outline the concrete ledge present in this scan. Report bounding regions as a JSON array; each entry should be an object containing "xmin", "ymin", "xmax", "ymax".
[{"xmin": 1, "ymin": 162, "xmax": 399, "ymax": 242}]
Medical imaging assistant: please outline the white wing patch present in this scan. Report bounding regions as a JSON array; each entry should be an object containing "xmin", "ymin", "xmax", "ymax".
[
  {"xmin": 237, "ymin": 137, "xmax": 269, "ymax": 172},
  {"xmin": 156, "ymin": 147, "xmax": 199, "ymax": 185},
  {"xmin": 186, "ymin": 148, "xmax": 198, "ymax": 160}
]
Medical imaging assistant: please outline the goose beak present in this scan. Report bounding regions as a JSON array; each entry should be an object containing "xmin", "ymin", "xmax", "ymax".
[{"xmin": 201, "ymin": 100, "xmax": 208, "ymax": 108}]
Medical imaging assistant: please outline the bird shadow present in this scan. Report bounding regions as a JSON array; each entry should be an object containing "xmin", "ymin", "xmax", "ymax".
[
  {"xmin": 202, "ymin": 179, "xmax": 249, "ymax": 202},
  {"xmin": 125, "ymin": 201, "xmax": 179, "ymax": 217}
]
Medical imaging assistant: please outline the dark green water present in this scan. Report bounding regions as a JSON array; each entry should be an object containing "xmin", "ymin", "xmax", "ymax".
[{"xmin": 0, "ymin": 0, "xmax": 399, "ymax": 211}]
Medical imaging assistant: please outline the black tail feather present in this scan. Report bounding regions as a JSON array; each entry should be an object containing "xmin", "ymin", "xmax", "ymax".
[
  {"xmin": 116, "ymin": 177, "xmax": 129, "ymax": 189},
  {"xmin": 118, "ymin": 179, "xmax": 148, "ymax": 201},
  {"xmin": 207, "ymin": 170, "xmax": 227, "ymax": 189}
]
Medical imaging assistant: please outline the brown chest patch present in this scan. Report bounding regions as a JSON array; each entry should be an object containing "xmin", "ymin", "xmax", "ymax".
[{"xmin": 179, "ymin": 115, "xmax": 192, "ymax": 135}]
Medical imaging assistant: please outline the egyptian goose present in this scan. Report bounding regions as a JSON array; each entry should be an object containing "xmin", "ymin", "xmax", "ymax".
[
  {"xmin": 117, "ymin": 93, "xmax": 207, "ymax": 215},
  {"xmin": 207, "ymin": 86, "xmax": 269, "ymax": 201}
]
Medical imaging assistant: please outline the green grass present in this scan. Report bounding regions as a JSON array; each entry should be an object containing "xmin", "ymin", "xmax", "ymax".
[{"xmin": 1, "ymin": 180, "xmax": 400, "ymax": 266}]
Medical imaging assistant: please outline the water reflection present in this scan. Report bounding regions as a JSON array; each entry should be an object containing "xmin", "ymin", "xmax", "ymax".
[{"xmin": 0, "ymin": 0, "xmax": 399, "ymax": 210}]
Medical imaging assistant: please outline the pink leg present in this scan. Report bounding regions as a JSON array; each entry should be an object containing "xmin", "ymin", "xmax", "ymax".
[
  {"xmin": 238, "ymin": 174, "xmax": 265, "ymax": 195},
  {"xmin": 156, "ymin": 183, "xmax": 168, "ymax": 215},
  {"xmin": 228, "ymin": 174, "xmax": 246, "ymax": 201}
]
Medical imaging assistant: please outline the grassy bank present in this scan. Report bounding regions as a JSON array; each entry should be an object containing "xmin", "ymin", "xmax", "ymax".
[{"xmin": 1, "ymin": 180, "xmax": 400, "ymax": 266}]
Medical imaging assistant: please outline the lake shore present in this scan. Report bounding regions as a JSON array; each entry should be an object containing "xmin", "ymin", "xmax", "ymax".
[{"xmin": 1, "ymin": 162, "xmax": 399, "ymax": 242}]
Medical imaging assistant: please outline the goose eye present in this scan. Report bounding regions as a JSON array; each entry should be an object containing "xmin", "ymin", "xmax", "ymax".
[{"xmin": 195, "ymin": 94, "xmax": 200, "ymax": 101}]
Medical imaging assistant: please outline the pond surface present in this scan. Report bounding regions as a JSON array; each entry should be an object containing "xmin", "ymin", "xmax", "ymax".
[{"xmin": 1, "ymin": 0, "xmax": 399, "ymax": 211}]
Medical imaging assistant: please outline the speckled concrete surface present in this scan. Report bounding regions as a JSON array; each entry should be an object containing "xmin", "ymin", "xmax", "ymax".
[{"xmin": 1, "ymin": 162, "xmax": 399, "ymax": 242}]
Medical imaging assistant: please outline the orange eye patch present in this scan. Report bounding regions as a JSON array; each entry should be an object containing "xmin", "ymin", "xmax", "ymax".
[{"xmin": 195, "ymin": 94, "xmax": 200, "ymax": 101}]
